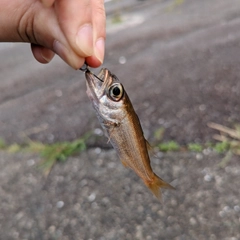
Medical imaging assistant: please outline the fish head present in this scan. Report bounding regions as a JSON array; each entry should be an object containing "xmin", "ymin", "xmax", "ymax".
[{"xmin": 85, "ymin": 68, "xmax": 128, "ymax": 122}]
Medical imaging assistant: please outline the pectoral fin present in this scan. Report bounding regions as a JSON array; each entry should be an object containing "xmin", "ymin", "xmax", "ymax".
[
  {"xmin": 145, "ymin": 139, "xmax": 157, "ymax": 158},
  {"xmin": 145, "ymin": 139, "xmax": 153, "ymax": 152},
  {"xmin": 121, "ymin": 160, "xmax": 128, "ymax": 168}
]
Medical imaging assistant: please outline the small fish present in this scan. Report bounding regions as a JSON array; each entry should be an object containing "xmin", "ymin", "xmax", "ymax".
[{"xmin": 85, "ymin": 68, "xmax": 174, "ymax": 201}]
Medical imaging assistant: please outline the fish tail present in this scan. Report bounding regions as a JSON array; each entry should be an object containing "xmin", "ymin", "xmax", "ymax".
[{"xmin": 145, "ymin": 174, "xmax": 175, "ymax": 202}]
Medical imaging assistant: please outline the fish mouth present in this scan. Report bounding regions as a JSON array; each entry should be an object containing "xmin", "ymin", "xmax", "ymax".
[
  {"xmin": 85, "ymin": 68, "xmax": 113, "ymax": 101},
  {"xmin": 85, "ymin": 68, "xmax": 106, "ymax": 88}
]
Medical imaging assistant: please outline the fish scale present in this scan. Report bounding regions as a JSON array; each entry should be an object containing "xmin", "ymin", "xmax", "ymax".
[{"xmin": 85, "ymin": 67, "xmax": 174, "ymax": 201}]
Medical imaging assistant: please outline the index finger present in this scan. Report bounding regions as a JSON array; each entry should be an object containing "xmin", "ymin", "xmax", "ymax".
[{"xmin": 55, "ymin": 0, "xmax": 94, "ymax": 57}]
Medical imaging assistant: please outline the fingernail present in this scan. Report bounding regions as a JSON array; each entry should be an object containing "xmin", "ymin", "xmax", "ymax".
[
  {"xmin": 41, "ymin": 54, "xmax": 51, "ymax": 63},
  {"xmin": 41, "ymin": 49, "xmax": 55, "ymax": 63},
  {"xmin": 95, "ymin": 38, "xmax": 105, "ymax": 64},
  {"xmin": 76, "ymin": 24, "xmax": 93, "ymax": 56}
]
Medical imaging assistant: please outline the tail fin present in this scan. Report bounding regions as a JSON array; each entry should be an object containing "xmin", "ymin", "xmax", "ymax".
[{"xmin": 144, "ymin": 174, "xmax": 175, "ymax": 202}]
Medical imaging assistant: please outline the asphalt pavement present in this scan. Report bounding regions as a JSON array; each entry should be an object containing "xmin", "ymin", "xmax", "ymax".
[{"xmin": 0, "ymin": 0, "xmax": 240, "ymax": 239}]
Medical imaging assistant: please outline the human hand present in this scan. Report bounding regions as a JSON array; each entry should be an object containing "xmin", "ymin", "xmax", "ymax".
[{"xmin": 0, "ymin": 0, "xmax": 105, "ymax": 69}]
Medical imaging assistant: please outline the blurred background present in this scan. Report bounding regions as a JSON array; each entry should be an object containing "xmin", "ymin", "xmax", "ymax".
[{"xmin": 0, "ymin": 0, "xmax": 240, "ymax": 239}]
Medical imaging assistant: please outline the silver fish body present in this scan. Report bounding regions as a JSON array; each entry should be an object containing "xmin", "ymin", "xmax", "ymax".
[{"xmin": 85, "ymin": 68, "xmax": 174, "ymax": 200}]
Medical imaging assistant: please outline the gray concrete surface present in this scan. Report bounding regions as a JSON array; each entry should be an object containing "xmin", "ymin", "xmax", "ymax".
[
  {"xmin": 1, "ymin": 0, "xmax": 240, "ymax": 145},
  {"xmin": 0, "ymin": 150, "xmax": 239, "ymax": 240},
  {"xmin": 0, "ymin": 0, "xmax": 240, "ymax": 239}
]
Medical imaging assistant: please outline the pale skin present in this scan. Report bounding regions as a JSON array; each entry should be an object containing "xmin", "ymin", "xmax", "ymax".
[{"xmin": 0, "ymin": 0, "xmax": 106, "ymax": 69}]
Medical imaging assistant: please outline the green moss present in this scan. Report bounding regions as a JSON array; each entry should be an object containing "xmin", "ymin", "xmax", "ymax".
[
  {"xmin": 0, "ymin": 138, "xmax": 6, "ymax": 149},
  {"xmin": 0, "ymin": 133, "xmax": 90, "ymax": 174},
  {"xmin": 187, "ymin": 143, "xmax": 203, "ymax": 152},
  {"xmin": 158, "ymin": 141, "xmax": 180, "ymax": 152},
  {"xmin": 40, "ymin": 138, "xmax": 86, "ymax": 162},
  {"xmin": 154, "ymin": 127, "xmax": 165, "ymax": 142},
  {"xmin": 213, "ymin": 141, "xmax": 230, "ymax": 153},
  {"xmin": 7, "ymin": 144, "xmax": 22, "ymax": 153},
  {"xmin": 36, "ymin": 133, "xmax": 90, "ymax": 174},
  {"xmin": 1, "ymin": 120, "xmax": 240, "ymax": 173}
]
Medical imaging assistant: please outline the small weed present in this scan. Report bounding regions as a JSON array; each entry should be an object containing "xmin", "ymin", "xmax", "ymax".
[
  {"xmin": 208, "ymin": 122, "xmax": 240, "ymax": 166},
  {"xmin": 0, "ymin": 138, "xmax": 6, "ymax": 149},
  {"xmin": 208, "ymin": 122, "xmax": 240, "ymax": 156},
  {"xmin": 27, "ymin": 141, "xmax": 46, "ymax": 152},
  {"xmin": 187, "ymin": 143, "xmax": 203, "ymax": 152},
  {"xmin": 41, "ymin": 139, "xmax": 86, "ymax": 162},
  {"xmin": 111, "ymin": 13, "xmax": 122, "ymax": 24},
  {"xmin": 213, "ymin": 141, "xmax": 230, "ymax": 154},
  {"xmin": 158, "ymin": 141, "xmax": 180, "ymax": 152},
  {"xmin": 0, "ymin": 132, "xmax": 91, "ymax": 175},
  {"xmin": 7, "ymin": 143, "xmax": 22, "ymax": 153},
  {"xmin": 0, "ymin": 122, "xmax": 239, "ymax": 174},
  {"xmin": 154, "ymin": 127, "xmax": 165, "ymax": 142},
  {"xmin": 35, "ymin": 133, "xmax": 90, "ymax": 175}
]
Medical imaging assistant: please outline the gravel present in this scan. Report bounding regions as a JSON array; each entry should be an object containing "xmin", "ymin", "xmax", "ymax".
[{"xmin": 0, "ymin": 150, "xmax": 239, "ymax": 239}]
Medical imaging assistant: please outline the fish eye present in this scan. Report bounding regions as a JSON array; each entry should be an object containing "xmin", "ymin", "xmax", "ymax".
[{"xmin": 108, "ymin": 83, "xmax": 124, "ymax": 101}]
